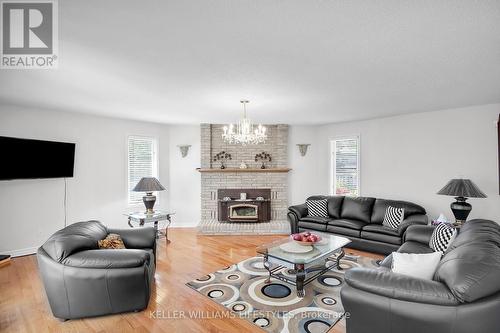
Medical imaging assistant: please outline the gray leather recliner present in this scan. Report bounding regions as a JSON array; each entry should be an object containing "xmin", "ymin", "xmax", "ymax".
[
  {"xmin": 341, "ymin": 219, "xmax": 500, "ymax": 333},
  {"xmin": 37, "ymin": 220, "xmax": 156, "ymax": 320}
]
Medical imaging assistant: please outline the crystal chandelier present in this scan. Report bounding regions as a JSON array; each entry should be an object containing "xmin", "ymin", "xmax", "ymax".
[{"xmin": 222, "ymin": 100, "xmax": 267, "ymax": 145}]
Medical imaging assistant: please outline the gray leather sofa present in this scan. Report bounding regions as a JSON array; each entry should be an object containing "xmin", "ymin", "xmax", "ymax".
[
  {"xmin": 341, "ymin": 219, "xmax": 500, "ymax": 333},
  {"xmin": 37, "ymin": 220, "xmax": 156, "ymax": 320},
  {"xmin": 288, "ymin": 196, "xmax": 428, "ymax": 254}
]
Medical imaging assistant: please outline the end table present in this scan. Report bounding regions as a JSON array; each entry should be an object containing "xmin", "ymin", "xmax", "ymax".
[{"xmin": 125, "ymin": 211, "xmax": 175, "ymax": 244}]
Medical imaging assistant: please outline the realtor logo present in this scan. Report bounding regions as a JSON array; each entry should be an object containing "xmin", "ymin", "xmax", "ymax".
[{"xmin": 1, "ymin": 0, "xmax": 58, "ymax": 69}]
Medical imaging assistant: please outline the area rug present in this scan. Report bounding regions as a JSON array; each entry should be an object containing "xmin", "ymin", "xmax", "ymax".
[{"xmin": 187, "ymin": 254, "xmax": 380, "ymax": 333}]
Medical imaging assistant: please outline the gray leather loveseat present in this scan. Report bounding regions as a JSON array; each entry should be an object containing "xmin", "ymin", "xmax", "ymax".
[
  {"xmin": 341, "ymin": 219, "xmax": 500, "ymax": 333},
  {"xmin": 288, "ymin": 196, "xmax": 428, "ymax": 254},
  {"xmin": 37, "ymin": 220, "xmax": 156, "ymax": 320}
]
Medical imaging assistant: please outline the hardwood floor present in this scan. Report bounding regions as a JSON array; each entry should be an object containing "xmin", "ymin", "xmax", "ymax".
[{"xmin": 0, "ymin": 228, "xmax": 383, "ymax": 333}]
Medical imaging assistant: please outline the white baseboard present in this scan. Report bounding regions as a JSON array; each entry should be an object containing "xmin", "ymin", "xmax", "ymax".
[{"xmin": 8, "ymin": 246, "xmax": 38, "ymax": 257}]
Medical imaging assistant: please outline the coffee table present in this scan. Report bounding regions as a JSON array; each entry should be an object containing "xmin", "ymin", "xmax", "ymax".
[{"xmin": 256, "ymin": 233, "xmax": 351, "ymax": 297}]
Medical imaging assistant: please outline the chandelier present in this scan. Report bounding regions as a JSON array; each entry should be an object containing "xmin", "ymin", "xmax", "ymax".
[{"xmin": 222, "ymin": 100, "xmax": 267, "ymax": 145}]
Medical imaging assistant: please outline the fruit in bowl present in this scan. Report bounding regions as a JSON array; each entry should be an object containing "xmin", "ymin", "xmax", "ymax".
[{"xmin": 290, "ymin": 232, "xmax": 322, "ymax": 245}]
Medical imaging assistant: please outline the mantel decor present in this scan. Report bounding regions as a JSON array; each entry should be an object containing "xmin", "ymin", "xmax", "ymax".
[
  {"xmin": 213, "ymin": 151, "xmax": 232, "ymax": 169},
  {"xmin": 255, "ymin": 151, "xmax": 272, "ymax": 169},
  {"xmin": 437, "ymin": 178, "xmax": 487, "ymax": 226},
  {"xmin": 222, "ymin": 100, "xmax": 267, "ymax": 145}
]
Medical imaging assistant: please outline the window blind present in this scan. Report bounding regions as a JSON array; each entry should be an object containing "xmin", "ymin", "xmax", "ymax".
[
  {"xmin": 128, "ymin": 136, "xmax": 158, "ymax": 204},
  {"xmin": 333, "ymin": 137, "xmax": 359, "ymax": 196}
]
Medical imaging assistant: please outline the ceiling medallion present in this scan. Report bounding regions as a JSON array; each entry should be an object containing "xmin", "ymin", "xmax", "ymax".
[{"xmin": 222, "ymin": 100, "xmax": 267, "ymax": 145}]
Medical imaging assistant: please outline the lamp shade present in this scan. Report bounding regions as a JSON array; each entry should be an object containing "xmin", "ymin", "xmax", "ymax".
[
  {"xmin": 132, "ymin": 177, "xmax": 166, "ymax": 192},
  {"xmin": 437, "ymin": 179, "xmax": 487, "ymax": 198}
]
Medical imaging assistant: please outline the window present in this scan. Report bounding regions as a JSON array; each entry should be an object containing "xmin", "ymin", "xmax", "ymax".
[
  {"xmin": 128, "ymin": 136, "xmax": 158, "ymax": 204},
  {"xmin": 331, "ymin": 136, "xmax": 360, "ymax": 196}
]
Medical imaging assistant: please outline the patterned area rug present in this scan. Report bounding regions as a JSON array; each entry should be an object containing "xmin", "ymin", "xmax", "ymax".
[{"xmin": 187, "ymin": 254, "xmax": 380, "ymax": 333}]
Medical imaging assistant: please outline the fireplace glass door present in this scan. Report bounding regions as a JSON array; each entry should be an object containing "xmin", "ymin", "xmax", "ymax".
[{"xmin": 228, "ymin": 204, "xmax": 258, "ymax": 221}]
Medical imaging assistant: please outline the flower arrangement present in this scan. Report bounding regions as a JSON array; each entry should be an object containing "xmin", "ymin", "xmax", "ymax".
[
  {"xmin": 213, "ymin": 151, "xmax": 232, "ymax": 169},
  {"xmin": 255, "ymin": 151, "xmax": 272, "ymax": 169}
]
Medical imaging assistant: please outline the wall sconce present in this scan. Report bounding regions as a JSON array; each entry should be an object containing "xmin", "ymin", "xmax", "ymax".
[
  {"xmin": 297, "ymin": 144, "xmax": 310, "ymax": 157},
  {"xmin": 178, "ymin": 145, "xmax": 191, "ymax": 158}
]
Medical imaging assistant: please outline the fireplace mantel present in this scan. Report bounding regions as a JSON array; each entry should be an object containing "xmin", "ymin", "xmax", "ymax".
[{"xmin": 196, "ymin": 168, "xmax": 291, "ymax": 173}]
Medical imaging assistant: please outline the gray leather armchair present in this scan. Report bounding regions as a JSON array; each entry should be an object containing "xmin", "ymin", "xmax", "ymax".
[
  {"xmin": 37, "ymin": 220, "xmax": 156, "ymax": 320},
  {"xmin": 341, "ymin": 219, "xmax": 500, "ymax": 333}
]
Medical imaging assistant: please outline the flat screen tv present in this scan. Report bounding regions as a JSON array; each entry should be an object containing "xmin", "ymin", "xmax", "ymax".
[{"xmin": 0, "ymin": 136, "xmax": 75, "ymax": 180}]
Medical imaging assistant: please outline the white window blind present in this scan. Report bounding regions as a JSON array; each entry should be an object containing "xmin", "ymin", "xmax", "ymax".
[
  {"xmin": 128, "ymin": 136, "xmax": 158, "ymax": 204},
  {"xmin": 332, "ymin": 136, "xmax": 360, "ymax": 196}
]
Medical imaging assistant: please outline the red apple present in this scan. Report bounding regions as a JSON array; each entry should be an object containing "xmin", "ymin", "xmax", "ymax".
[
  {"xmin": 302, "ymin": 231, "xmax": 311, "ymax": 237},
  {"xmin": 292, "ymin": 234, "xmax": 303, "ymax": 241},
  {"xmin": 309, "ymin": 235, "xmax": 319, "ymax": 242}
]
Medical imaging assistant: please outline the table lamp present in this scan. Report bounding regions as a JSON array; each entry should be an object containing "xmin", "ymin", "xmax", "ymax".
[
  {"xmin": 437, "ymin": 178, "xmax": 487, "ymax": 225},
  {"xmin": 133, "ymin": 177, "xmax": 166, "ymax": 213}
]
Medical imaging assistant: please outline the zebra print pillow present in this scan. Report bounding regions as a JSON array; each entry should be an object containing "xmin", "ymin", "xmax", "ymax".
[
  {"xmin": 429, "ymin": 223, "xmax": 458, "ymax": 254},
  {"xmin": 382, "ymin": 206, "xmax": 405, "ymax": 229},
  {"xmin": 306, "ymin": 199, "xmax": 329, "ymax": 217}
]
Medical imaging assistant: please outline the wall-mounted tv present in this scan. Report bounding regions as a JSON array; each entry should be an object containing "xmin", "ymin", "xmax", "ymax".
[{"xmin": 0, "ymin": 136, "xmax": 75, "ymax": 180}]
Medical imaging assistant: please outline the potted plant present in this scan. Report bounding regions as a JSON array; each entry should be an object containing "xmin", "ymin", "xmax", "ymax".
[{"xmin": 255, "ymin": 152, "xmax": 272, "ymax": 169}]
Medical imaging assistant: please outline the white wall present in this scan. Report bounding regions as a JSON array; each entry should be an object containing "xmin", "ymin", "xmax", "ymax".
[
  {"xmin": 288, "ymin": 126, "xmax": 322, "ymax": 205},
  {"xmin": 168, "ymin": 125, "xmax": 201, "ymax": 226},
  {"xmin": 0, "ymin": 106, "xmax": 170, "ymax": 256},
  {"xmin": 2, "ymin": 103, "xmax": 499, "ymax": 256},
  {"xmin": 316, "ymin": 104, "xmax": 500, "ymax": 222}
]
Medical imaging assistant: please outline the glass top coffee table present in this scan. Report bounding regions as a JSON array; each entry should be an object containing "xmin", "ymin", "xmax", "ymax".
[{"xmin": 256, "ymin": 233, "xmax": 351, "ymax": 297}]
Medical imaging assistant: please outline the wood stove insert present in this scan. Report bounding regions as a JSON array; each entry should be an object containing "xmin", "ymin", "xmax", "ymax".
[{"xmin": 218, "ymin": 188, "xmax": 271, "ymax": 222}]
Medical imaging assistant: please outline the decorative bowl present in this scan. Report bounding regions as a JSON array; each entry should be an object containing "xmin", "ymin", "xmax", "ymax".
[{"xmin": 290, "ymin": 233, "xmax": 322, "ymax": 246}]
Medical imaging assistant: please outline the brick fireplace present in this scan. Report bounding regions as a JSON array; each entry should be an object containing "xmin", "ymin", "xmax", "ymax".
[{"xmin": 197, "ymin": 124, "xmax": 291, "ymax": 234}]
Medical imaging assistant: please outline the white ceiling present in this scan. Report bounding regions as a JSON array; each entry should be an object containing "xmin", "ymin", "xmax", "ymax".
[{"xmin": 1, "ymin": 0, "xmax": 500, "ymax": 125}]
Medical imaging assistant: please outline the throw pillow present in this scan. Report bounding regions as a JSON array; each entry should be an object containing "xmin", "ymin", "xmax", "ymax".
[
  {"xmin": 382, "ymin": 206, "xmax": 405, "ymax": 229},
  {"xmin": 306, "ymin": 199, "xmax": 328, "ymax": 217},
  {"xmin": 98, "ymin": 233, "xmax": 126, "ymax": 249},
  {"xmin": 429, "ymin": 223, "xmax": 458, "ymax": 254},
  {"xmin": 392, "ymin": 252, "xmax": 442, "ymax": 280}
]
